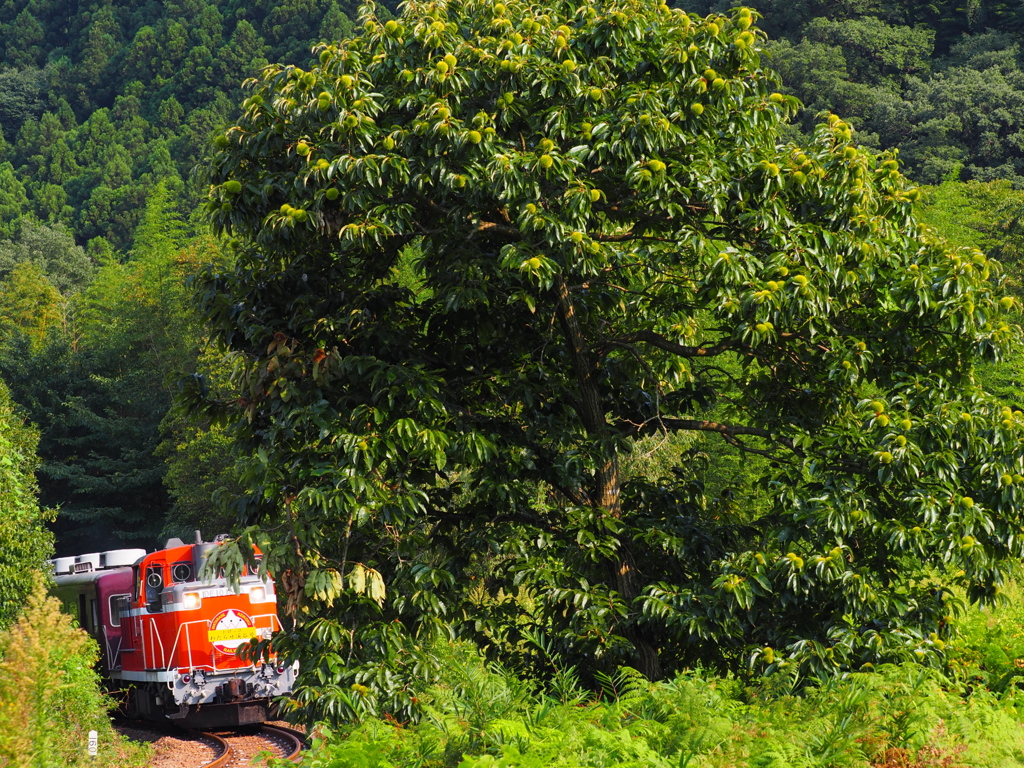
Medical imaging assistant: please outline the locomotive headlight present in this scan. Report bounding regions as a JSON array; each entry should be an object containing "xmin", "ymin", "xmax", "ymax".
[
  {"xmin": 249, "ymin": 586, "xmax": 266, "ymax": 603},
  {"xmin": 182, "ymin": 592, "xmax": 201, "ymax": 609}
]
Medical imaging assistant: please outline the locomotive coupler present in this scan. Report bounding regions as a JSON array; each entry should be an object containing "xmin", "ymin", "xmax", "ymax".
[{"xmin": 217, "ymin": 677, "xmax": 248, "ymax": 702}]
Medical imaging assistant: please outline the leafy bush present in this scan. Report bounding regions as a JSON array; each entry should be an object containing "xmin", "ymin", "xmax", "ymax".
[{"xmin": 0, "ymin": 576, "xmax": 148, "ymax": 768}]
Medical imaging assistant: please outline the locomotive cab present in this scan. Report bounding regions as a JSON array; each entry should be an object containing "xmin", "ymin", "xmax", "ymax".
[{"xmin": 52, "ymin": 532, "xmax": 296, "ymax": 729}]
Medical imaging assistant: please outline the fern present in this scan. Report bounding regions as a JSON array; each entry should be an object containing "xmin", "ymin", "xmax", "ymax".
[
  {"xmin": 304, "ymin": 651, "xmax": 1024, "ymax": 768},
  {"xmin": 749, "ymin": 739, "xmax": 814, "ymax": 768},
  {"xmin": 595, "ymin": 666, "xmax": 650, "ymax": 710}
]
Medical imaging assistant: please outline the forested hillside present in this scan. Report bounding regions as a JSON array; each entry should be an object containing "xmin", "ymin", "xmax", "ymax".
[
  {"xmin": 0, "ymin": 0, "xmax": 394, "ymax": 552},
  {"xmin": 0, "ymin": 0, "xmax": 399, "ymax": 250},
  {"xmin": 2, "ymin": 0, "xmax": 1024, "ymax": 557},
  {"xmin": 687, "ymin": 0, "xmax": 1024, "ymax": 186}
]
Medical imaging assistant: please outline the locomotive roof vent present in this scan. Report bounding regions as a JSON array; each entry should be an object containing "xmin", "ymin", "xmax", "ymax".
[
  {"xmin": 51, "ymin": 557, "xmax": 76, "ymax": 575},
  {"xmin": 102, "ymin": 549, "xmax": 147, "ymax": 569},
  {"xmin": 48, "ymin": 549, "xmax": 147, "ymax": 575},
  {"xmin": 74, "ymin": 553, "xmax": 101, "ymax": 572}
]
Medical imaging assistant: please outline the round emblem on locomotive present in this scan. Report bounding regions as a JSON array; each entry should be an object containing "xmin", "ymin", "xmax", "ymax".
[{"xmin": 207, "ymin": 609, "xmax": 257, "ymax": 654}]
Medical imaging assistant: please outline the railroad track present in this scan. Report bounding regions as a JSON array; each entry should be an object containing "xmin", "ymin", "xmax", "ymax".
[{"xmin": 199, "ymin": 723, "xmax": 305, "ymax": 767}]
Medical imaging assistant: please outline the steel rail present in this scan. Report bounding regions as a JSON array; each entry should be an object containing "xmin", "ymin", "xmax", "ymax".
[
  {"xmin": 195, "ymin": 730, "xmax": 232, "ymax": 768},
  {"xmin": 260, "ymin": 723, "xmax": 306, "ymax": 762},
  {"xmin": 194, "ymin": 724, "xmax": 303, "ymax": 767}
]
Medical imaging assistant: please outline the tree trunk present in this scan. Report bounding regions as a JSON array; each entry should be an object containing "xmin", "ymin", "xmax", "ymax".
[{"xmin": 554, "ymin": 277, "xmax": 663, "ymax": 680}]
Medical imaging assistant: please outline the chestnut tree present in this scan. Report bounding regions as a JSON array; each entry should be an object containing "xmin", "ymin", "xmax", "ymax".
[{"xmin": 197, "ymin": 0, "xmax": 1024, "ymax": 719}]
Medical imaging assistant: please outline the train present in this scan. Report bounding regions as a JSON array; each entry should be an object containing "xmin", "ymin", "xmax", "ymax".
[{"xmin": 50, "ymin": 531, "xmax": 296, "ymax": 728}]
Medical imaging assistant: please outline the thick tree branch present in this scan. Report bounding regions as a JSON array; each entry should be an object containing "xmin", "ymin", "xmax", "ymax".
[
  {"xmin": 592, "ymin": 231, "xmax": 675, "ymax": 243},
  {"xmin": 639, "ymin": 417, "xmax": 804, "ymax": 457},
  {"xmin": 489, "ymin": 510, "xmax": 562, "ymax": 534},
  {"xmin": 606, "ymin": 330, "xmax": 735, "ymax": 358},
  {"xmin": 471, "ymin": 219, "xmax": 520, "ymax": 239}
]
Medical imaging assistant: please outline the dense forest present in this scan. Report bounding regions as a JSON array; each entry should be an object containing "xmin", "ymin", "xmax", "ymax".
[
  {"xmin": 0, "ymin": 0, "xmax": 1023, "ymax": 555},
  {"xmin": 0, "ymin": 0, "xmax": 399, "ymax": 552}
]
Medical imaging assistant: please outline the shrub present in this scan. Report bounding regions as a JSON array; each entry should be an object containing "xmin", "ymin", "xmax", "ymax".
[{"xmin": 0, "ymin": 575, "xmax": 148, "ymax": 767}]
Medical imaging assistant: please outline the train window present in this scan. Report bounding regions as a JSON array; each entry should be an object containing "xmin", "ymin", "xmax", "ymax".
[
  {"xmin": 145, "ymin": 564, "xmax": 164, "ymax": 612},
  {"xmin": 90, "ymin": 599, "xmax": 98, "ymax": 631},
  {"xmin": 171, "ymin": 560, "xmax": 193, "ymax": 583},
  {"xmin": 109, "ymin": 594, "xmax": 130, "ymax": 627},
  {"xmin": 78, "ymin": 593, "xmax": 88, "ymax": 631}
]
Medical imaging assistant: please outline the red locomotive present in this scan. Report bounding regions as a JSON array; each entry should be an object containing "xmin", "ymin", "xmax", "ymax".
[{"xmin": 51, "ymin": 532, "xmax": 295, "ymax": 728}]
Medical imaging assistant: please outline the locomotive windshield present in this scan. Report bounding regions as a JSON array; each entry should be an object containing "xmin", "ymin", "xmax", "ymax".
[
  {"xmin": 171, "ymin": 560, "xmax": 193, "ymax": 583},
  {"xmin": 145, "ymin": 564, "xmax": 164, "ymax": 611}
]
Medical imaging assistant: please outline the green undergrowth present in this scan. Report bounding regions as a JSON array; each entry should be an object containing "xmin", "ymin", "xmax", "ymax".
[
  {"xmin": 946, "ymin": 580, "xmax": 1024, "ymax": 694},
  {"xmin": 277, "ymin": 642, "xmax": 1024, "ymax": 768}
]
